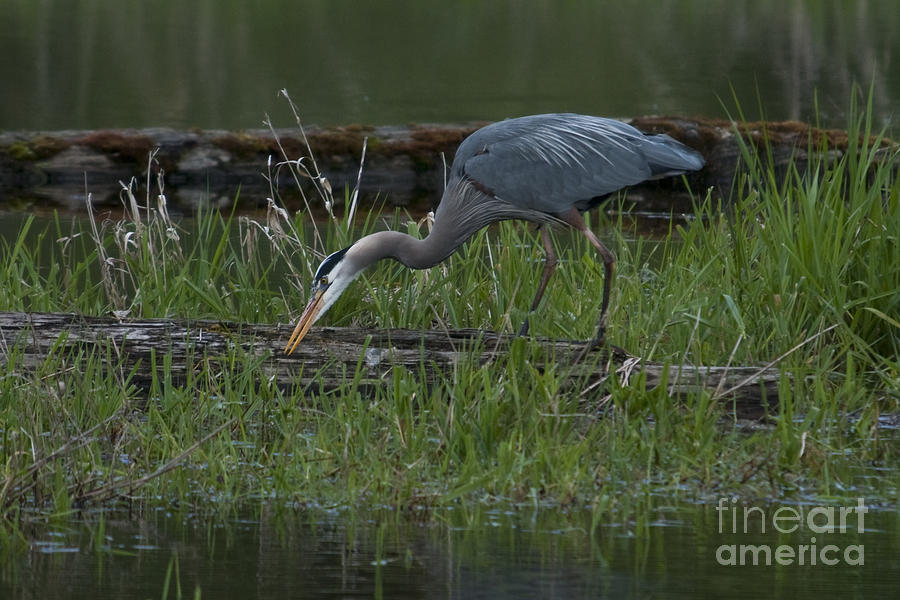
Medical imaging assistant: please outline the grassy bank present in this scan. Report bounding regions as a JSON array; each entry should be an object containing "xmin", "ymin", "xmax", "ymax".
[{"xmin": 1, "ymin": 103, "xmax": 898, "ymax": 547}]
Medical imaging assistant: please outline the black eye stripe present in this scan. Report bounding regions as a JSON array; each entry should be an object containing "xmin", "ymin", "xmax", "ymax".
[{"xmin": 314, "ymin": 247, "xmax": 351, "ymax": 281}]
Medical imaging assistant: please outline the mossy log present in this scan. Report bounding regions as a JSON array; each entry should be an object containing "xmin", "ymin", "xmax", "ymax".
[
  {"xmin": 2, "ymin": 311, "xmax": 781, "ymax": 419},
  {"xmin": 3, "ymin": 117, "xmax": 891, "ymax": 215}
]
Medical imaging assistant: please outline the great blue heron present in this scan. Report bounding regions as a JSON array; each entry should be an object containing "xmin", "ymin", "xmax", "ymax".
[{"xmin": 284, "ymin": 113, "xmax": 704, "ymax": 354}]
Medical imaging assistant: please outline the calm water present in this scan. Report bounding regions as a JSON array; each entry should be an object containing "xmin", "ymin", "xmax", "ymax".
[
  {"xmin": 3, "ymin": 502, "xmax": 898, "ymax": 599},
  {"xmin": 1, "ymin": 0, "xmax": 899, "ymax": 131}
]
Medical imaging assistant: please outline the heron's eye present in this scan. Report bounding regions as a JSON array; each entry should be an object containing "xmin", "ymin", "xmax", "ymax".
[{"xmin": 319, "ymin": 276, "xmax": 329, "ymax": 286}]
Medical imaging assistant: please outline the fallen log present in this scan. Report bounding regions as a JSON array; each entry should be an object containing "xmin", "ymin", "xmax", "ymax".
[
  {"xmin": 4, "ymin": 118, "xmax": 891, "ymax": 215},
  {"xmin": 1, "ymin": 311, "xmax": 781, "ymax": 419}
]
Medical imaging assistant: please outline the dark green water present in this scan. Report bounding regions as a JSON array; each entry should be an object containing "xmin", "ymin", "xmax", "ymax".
[
  {"xmin": 3, "ymin": 502, "xmax": 898, "ymax": 599},
  {"xmin": 1, "ymin": 0, "xmax": 899, "ymax": 131}
]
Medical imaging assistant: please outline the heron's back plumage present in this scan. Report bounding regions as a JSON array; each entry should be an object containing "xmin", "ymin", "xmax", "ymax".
[{"xmin": 448, "ymin": 113, "xmax": 704, "ymax": 215}]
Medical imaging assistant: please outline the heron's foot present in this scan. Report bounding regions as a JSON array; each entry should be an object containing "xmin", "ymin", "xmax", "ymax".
[
  {"xmin": 573, "ymin": 333, "xmax": 603, "ymax": 363},
  {"xmin": 517, "ymin": 317, "xmax": 531, "ymax": 338},
  {"xmin": 573, "ymin": 335, "xmax": 633, "ymax": 365},
  {"xmin": 572, "ymin": 326, "xmax": 616, "ymax": 363}
]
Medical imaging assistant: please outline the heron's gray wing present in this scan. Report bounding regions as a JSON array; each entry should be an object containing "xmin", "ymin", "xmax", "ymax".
[{"xmin": 459, "ymin": 114, "xmax": 702, "ymax": 215}]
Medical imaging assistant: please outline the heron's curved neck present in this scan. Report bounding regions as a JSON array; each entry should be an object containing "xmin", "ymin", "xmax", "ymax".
[{"xmin": 353, "ymin": 224, "xmax": 464, "ymax": 272}]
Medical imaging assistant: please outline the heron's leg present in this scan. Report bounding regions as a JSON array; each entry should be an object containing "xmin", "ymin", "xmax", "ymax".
[
  {"xmin": 518, "ymin": 226, "xmax": 558, "ymax": 337},
  {"xmin": 557, "ymin": 208, "xmax": 616, "ymax": 345},
  {"xmin": 582, "ymin": 228, "xmax": 615, "ymax": 344}
]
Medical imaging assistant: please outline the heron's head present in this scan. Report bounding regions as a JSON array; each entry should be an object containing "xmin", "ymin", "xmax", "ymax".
[{"xmin": 284, "ymin": 246, "xmax": 362, "ymax": 354}]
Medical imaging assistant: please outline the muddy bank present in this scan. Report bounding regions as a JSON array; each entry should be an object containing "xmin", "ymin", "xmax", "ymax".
[{"xmin": 0, "ymin": 117, "xmax": 887, "ymax": 215}]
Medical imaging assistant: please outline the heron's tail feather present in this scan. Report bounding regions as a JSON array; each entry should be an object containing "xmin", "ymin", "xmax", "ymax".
[{"xmin": 642, "ymin": 134, "xmax": 705, "ymax": 178}]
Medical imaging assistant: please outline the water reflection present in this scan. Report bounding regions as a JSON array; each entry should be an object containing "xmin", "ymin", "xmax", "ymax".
[
  {"xmin": 3, "ymin": 503, "xmax": 898, "ymax": 599},
  {"xmin": 1, "ymin": 0, "xmax": 897, "ymax": 130}
]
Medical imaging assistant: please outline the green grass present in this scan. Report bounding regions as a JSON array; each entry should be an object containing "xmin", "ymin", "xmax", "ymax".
[{"xmin": 1, "ymin": 98, "xmax": 899, "ymax": 549}]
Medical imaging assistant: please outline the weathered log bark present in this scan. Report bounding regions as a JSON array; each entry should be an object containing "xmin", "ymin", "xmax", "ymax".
[
  {"xmin": 3, "ymin": 118, "xmax": 890, "ymax": 215},
  {"xmin": 1, "ymin": 312, "xmax": 781, "ymax": 419}
]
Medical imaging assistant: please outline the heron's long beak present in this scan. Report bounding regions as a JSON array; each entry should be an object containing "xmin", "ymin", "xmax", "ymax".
[{"xmin": 284, "ymin": 289, "xmax": 325, "ymax": 355}]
